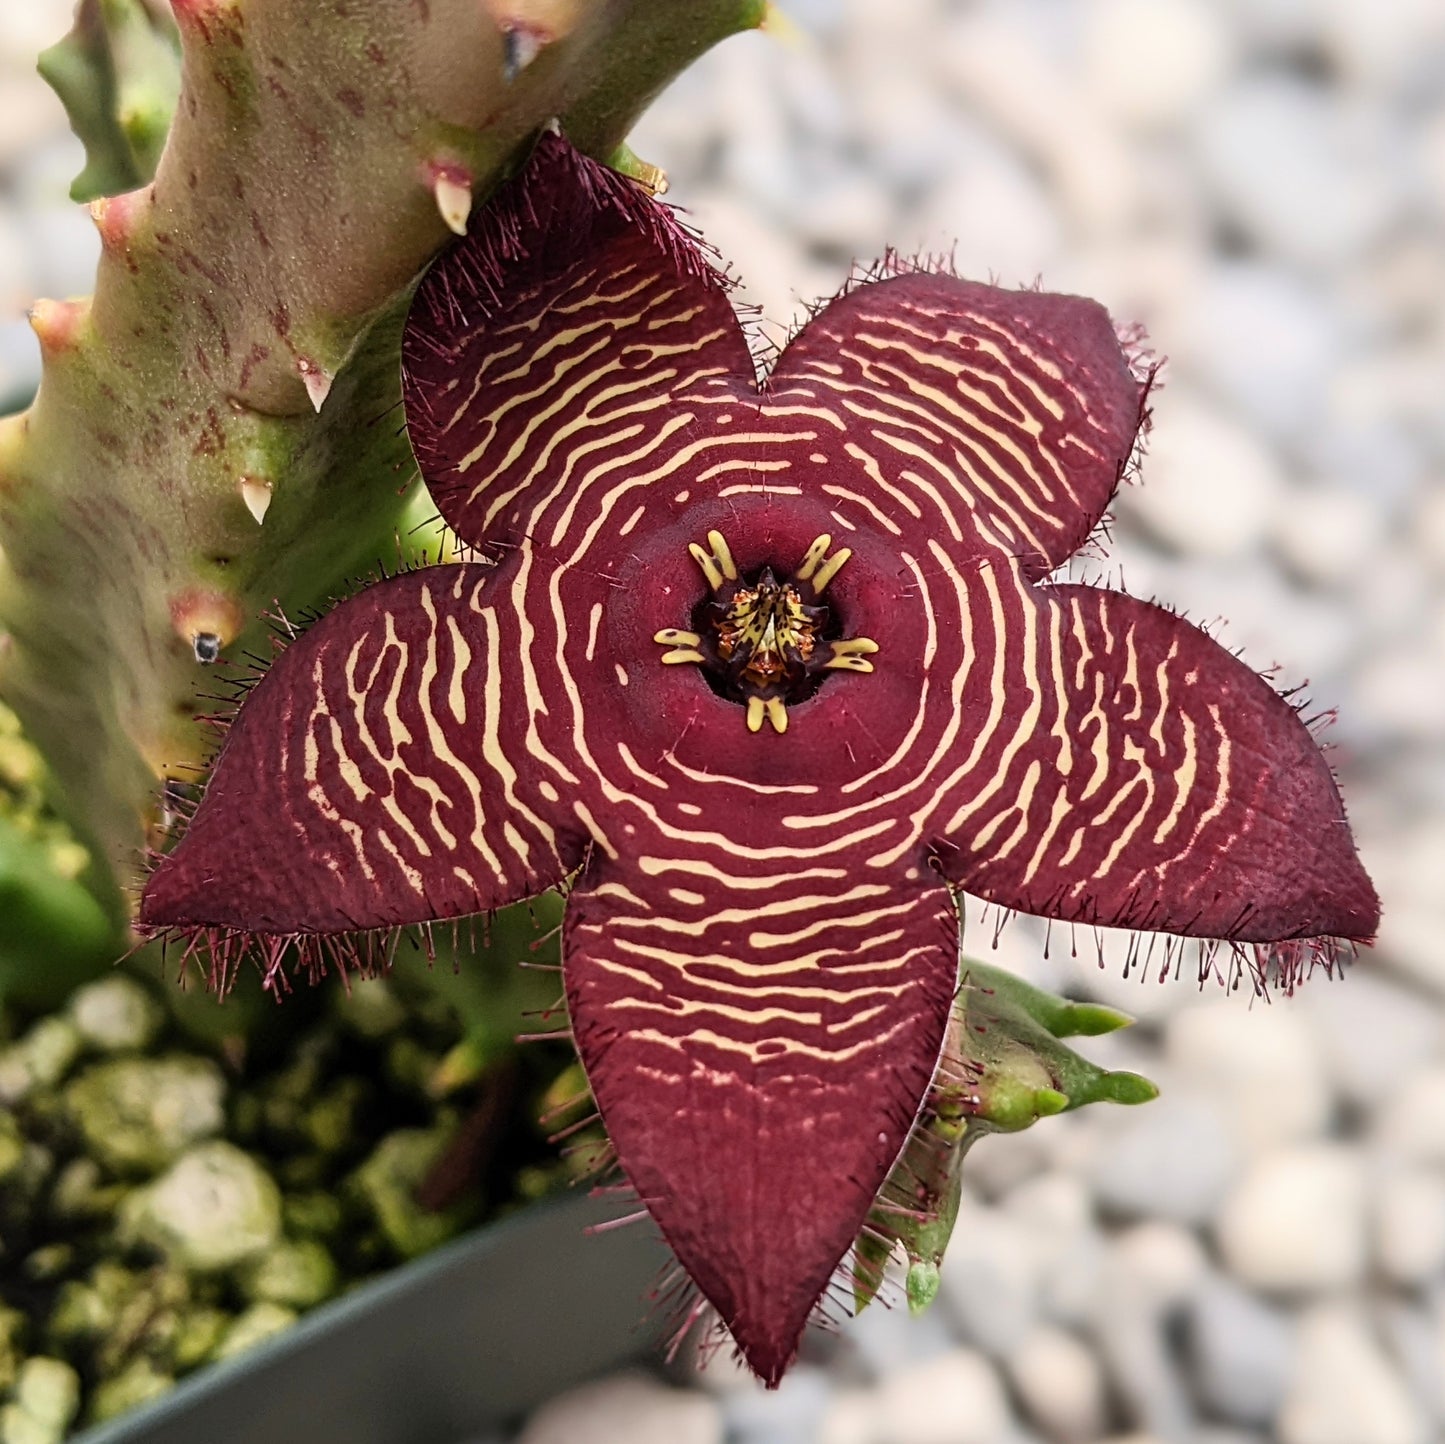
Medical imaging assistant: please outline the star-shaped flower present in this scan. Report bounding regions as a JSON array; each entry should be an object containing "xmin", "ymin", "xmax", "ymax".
[{"xmin": 140, "ymin": 135, "xmax": 1380, "ymax": 1384}]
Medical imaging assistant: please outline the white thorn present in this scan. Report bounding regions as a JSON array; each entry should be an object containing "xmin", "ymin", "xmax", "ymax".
[
  {"xmin": 239, "ymin": 475, "xmax": 273, "ymax": 525},
  {"xmin": 434, "ymin": 174, "xmax": 472, "ymax": 235},
  {"xmin": 298, "ymin": 359, "xmax": 333, "ymax": 413}
]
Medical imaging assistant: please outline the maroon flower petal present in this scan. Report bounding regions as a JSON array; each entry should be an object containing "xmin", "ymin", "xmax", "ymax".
[
  {"xmin": 564, "ymin": 855, "xmax": 959, "ymax": 1384},
  {"xmin": 920, "ymin": 558, "xmax": 1379, "ymax": 948},
  {"xmin": 140, "ymin": 565, "xmax": 580, "ymax": 940},
  {"xmin": 402, "ymin": 134, "xmax": 755, "ymax": 554},
  {"xmin": 768, "ymin": 270, "xmax": 1148, "ymax": 578}
]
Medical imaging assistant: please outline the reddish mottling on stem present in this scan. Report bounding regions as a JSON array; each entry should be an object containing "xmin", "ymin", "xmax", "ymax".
[{"xmin": 28, "ymin": 298, "xmax": 89, "ymax": 357}]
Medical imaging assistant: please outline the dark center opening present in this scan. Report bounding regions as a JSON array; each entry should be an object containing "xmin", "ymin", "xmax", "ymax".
[{"xmin": 688, "ymin": 564, "xmax": 843, "ymax": 707}]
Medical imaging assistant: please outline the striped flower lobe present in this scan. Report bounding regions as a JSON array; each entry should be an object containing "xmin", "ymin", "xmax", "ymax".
[{"xmin": 139, "ymin": 133, "xmax": 1380, "ymax": 1386}]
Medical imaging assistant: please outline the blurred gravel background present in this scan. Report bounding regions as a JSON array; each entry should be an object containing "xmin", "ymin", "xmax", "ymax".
[{"xmin": 3, "ymin": 2, "xmax": 1444, "ymax": 1442}]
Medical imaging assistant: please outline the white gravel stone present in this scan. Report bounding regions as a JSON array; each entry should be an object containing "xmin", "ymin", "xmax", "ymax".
[
  {"xmin": 1081, "ymin": 0, "xmax": 1234, "ymax": 131},
  {"xmin": 1374, "ymin": 1168, "xmax": 1445, "ymax": 1287},
  {"xmin": 720, "ymin": 1363, "xmax": 831, "ymax": 1443},
  {"xmin": 516, "ymin": 1373, "xmax": 722, "ymax": 1444},
  {"xmin": 1164, "ymin": 1000, "xmax": 1331, "ymax": 1154},
  {"xmin": 1193, "ymin": 75, "xmax": 1402, "ymax": 272},
  {"xmin": 1129, "ymin": 394, "xmax": 1285, "ymax": 559},
  {"xmin": 1214, "ymin": 1144, "xmax": 1368, "ymax": 1293},
  {"xmin": 1298, "ymin": 970, "xmax": 1441, "ymax": 1111},
  {"xmin": 1088, "ymin": 1093, "xmax": 1239, "ymax": 1225},
  {"xmin": 1318, "ymin": 0, "xmax": 1445, "ymax": 94},
  {"xmin": 816, "ymin": 1389, "xmax": 879, "ymax": 1444},
  {"xmin": 1274, "ymin": 482, "xmax": 1390, "ymax": 588},
  {"xmin": 119, "ymin": 1141, "xmax": 282, "ymax": 1274},
  {"xmin": 67, "ymin": 976, "xmax": 165, "ymax": 1053},
  {"xmin": 1007, "ymin": 1326, "xmax": 1107, "ymax": 1442},
  {"xmin": 873, "ymin": 1348, "xmax": 1013, "ymax": 1444},
  {"xmin": 1278, "ymin": 1305, "xmax": 1428, "ymax": 1444},
  {"xmin": 1186, "ymin": 1274, "xmax": 1296, "ymax": 1426},
  {"xmin": 1373, "ymin": 1063, "xmax": 1445, "ymax": 1167},
  {"xmin": 933, "ymin": 1204, "xmax": 1041, "ymax": 1357}
]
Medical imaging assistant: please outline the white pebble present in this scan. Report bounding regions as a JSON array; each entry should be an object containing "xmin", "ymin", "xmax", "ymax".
[
  {"xmin": 1186, "ymin": 1274, "xmax": 1296, "ymax": 1425},
  {"xmin": 1164, "ymin": 1000, "xmax": 1331, "ymax": 1154},
  {"xmin": 1298, "ymin": 970, "xmax": 1441, "ymax": 1110},
  {"xmin": 1274, "ymin": 482, "xmax": 1389, "ymax": 588},
  {"xmin": 517, "ymin": 1373, "xmax": 722, "ymax": 1444},
  {"xmin": 1278, "ymin": 1305, "xmax": 1428, "ymax": 1444},
  {"xmin": 1374, "ymin": 1064, "xmax": 1445, "ymax": 1167},
  {"xmin": 1193, "ymin": 76, "xmax": 1402, "ymax": 272},
  {"xmin": 933, "ymin": 1204, "xmax": 1041, "ymax": 1356},
  {"xmin": 1007, "ymin": 1326, "xmax": 1107, "ymax": 1441},
  {"xmin": 1130, "ymin": 394, "xmax": 1285, "ymax": 560},
  {"xmin": 1373, "ymin": 1168, "xmax": 1445, "ymax": 1286},
  {"xmin": 816, "ymin": 1389, "xmax": 879, "ymax": 1444},
  {"xmin": 67, "ymin": 977, "xmax": 164, "ymax": 1054},
  {"xmin": 1081, "ymin": 0, "xmax": 1233, "ymax": 130},
  {"xmin": 1215, "ymin": 1144, "xmax": 1368, "ymax": 1292},
  {"xmin": 873, "ymin": 1348, "xmax": 1013, "ymax": 1444},
  {"xmin": 1088, "ymin": 1093, "xmax": 1240, "ymax": 1225}
]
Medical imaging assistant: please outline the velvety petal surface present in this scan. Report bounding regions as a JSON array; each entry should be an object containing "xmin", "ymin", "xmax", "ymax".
[
  {"xmin": 564, "ymin": 853, "xmax": 958, "ymax": 1384},
  {"xmin": 769, "ymin": 271, "xmax": 1148, "ymax": 578},
  {"xmin": 402, "ymin": 133, "xmax": 755, "ymax": 554},
  {"xmin": 140, "ymin": 565, "xmax": 581, "ymax": 937},
  {"xmin": 921, "ymin": 558, "xmax": 1380, "ymax": 944}
]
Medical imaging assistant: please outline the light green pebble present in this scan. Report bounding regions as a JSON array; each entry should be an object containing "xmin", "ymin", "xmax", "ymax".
[
  {"xmin": 348, "ymin": 1125, "xmax": 472, "ymax": 1259},
  {"xmin": 282, "ymin": 1190, "xmax": 343, "ymax": 1239},
  {"xmin": 167, "ymin": 1307, "xmax": 230, "ymax": 1372},
  {"xmin": 0, "ymin": 1404, "xmax": 57, "ymax": 1444},
  {"xmin": 0, "ymin": 1018, "xmax": 82, "ymax": 1104},
  {"xmin": 12, "ymin": 1359, "xmax": 79, "ymax": 1430},
  {"xmin": 64, "ymin": 1055, "xmax": 226, "ymax": 1176},
  {"xmin": 49, "ymin": 1158, "xmax": 127, "ymax": 1222},
  {"xmin": 86, "ymin": 1358, "xmax": 171, "ymax": 1425},
  {"xmin": 302, "ymin": 1077, "xmax": 370, "ymax": 1156},
  {"xmin": 119, "ymin": 1142, "xmax": 281, "ymax": 1272},
  {"xmin": 239, "ymin": 1239, "xmax": 338, "ymax": 1310},
  {"xmin": 0, "ymin": 1114, "xmax": 23, "ymax": 1181},
  {"xmin": 330, "ymin": 976, "xmax": 406, "ymax": 1038},
  {"xmin": 212, "ymin": 1303, "xmax": 297, "ymax": 1362},
  {"xmin": 67, "ymin": 977, "xmax": 164, "ymax": 1053},
  {"xmin": 0, "ymin": 1309, "xmax": 27, "ymax": 1394}
]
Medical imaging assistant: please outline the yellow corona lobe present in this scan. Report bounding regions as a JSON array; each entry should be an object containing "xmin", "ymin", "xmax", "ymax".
[
  {"xmin": 688, "ymin": 529, "xmax": 738, "ymax": 592},
  {"xmin": 652, "ymin": 528, "xmax": 881, "ymax": 736}
]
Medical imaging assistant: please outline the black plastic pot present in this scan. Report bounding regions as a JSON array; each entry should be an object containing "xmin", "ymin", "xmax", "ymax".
[{"xmin": 73, "ymin": 1192, "xmax": 670, "ymax": 1444}]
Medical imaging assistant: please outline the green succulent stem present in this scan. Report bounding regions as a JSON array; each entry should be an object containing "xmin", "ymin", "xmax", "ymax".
[{"xmin": 0, "ymin": 0, "xmax": 767, "ymax": 943}]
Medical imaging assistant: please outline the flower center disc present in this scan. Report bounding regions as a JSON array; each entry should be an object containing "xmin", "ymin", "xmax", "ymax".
[{"xmin": 654, "ymin": 531, "xmax": 879, "ymax": 734}]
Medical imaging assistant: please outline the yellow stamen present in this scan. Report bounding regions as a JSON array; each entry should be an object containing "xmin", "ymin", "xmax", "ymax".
[
  {"xmin": 687, "ymin": 529, "xmax": 739, "ymax": 592},
  {"xmin": 824, "ymin": 637, "xmax": 879, "ymax": 673},
  {"xmin": 746, "ymin": 696, "xmax": 765, "ymax": 733},
  {"xmin": 764, "ymin": 698, "xmax": 789, "ymax": 734},
  {"xmin": 654, "ymin": 628, "xmax": 701, "ymax": 646},
  {"xmin": 811, "ymin": 546, "xmax": 853, "ymax": 594},
  {"xmin": 794, "ymin": 534, "xmax": 832, "ymax": 582},
  {"xmin": 660, "ymin": 648, "xmax": 705, "ymax": 664}
]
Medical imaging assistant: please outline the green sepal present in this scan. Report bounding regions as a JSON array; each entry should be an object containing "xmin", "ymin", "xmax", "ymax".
[
  {"xmin": 959, "ymin": 959, "xmax": 1135, "ymax": 1038},
  {"xmin": 37, "ymin": 0, "xmax": 180, "ymax": 202},
  {"xmin": 853, "ymin": 956, "xmax": 1158, "ymax": 1315}
]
